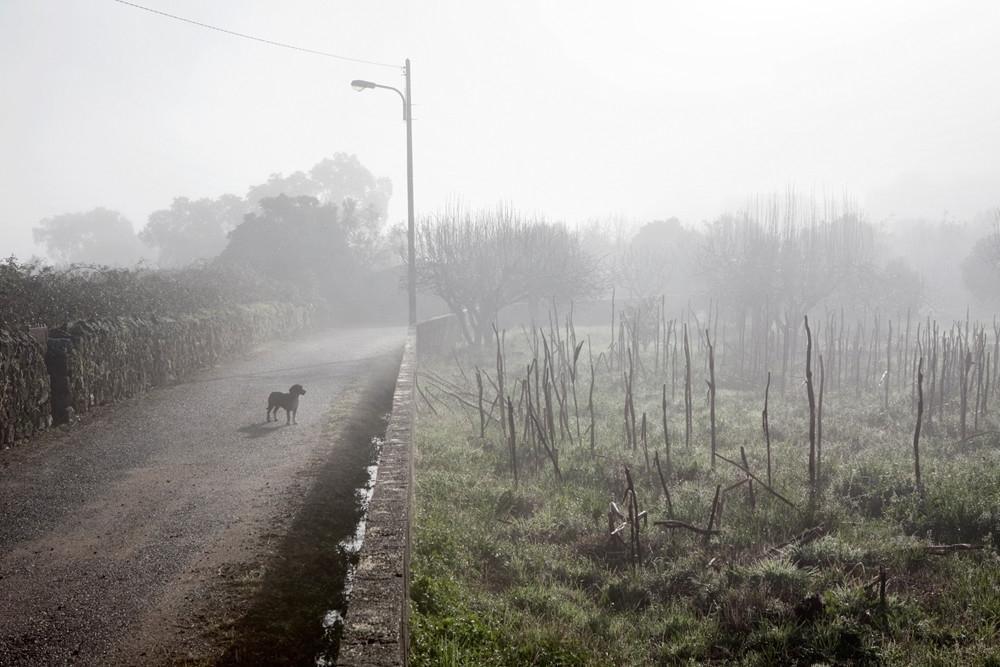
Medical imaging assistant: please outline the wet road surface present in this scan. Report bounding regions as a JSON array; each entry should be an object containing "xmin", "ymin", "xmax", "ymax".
[{"xmin": 0, "ymin": 327, "xmax": 404, "ymax": 665}]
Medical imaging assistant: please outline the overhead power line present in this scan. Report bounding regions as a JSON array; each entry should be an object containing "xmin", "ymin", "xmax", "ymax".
[{"xmin": 112, "ymin": 0, "xmax": 400, "ymax": 70}]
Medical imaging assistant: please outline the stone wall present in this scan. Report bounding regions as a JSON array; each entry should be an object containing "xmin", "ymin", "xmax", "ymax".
[
  {"xmin": 338, "ymin": 326, "xmax": 416, "ymax": 667},
  {"xmin": 0, "ymin": 303, "xmax": 313, "ymax": 438},
  {"xmin": 414, "ymin": 301, "xmax": 624, "ymax": 354},
  {"xmin": 414, "ymin": 313, "xmax": 462, "ymax": 358},
  {"xmin": 0, "ymin": 330, "xmax": 51, "ymax": 445},
  {"xmin": 46, "ymin": 303, "xmax": 312, "ymax": 422}
]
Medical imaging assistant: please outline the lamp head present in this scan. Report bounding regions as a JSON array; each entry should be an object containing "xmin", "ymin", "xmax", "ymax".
[{"xmin": 351, "ymin": 79, "xmax": 376, "ymax": 91}]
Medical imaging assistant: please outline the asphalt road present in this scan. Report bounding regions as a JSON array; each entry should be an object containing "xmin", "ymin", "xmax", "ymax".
[{"xmin": 0, "ymin": 327, "xmax": 404, "ymax": 666}]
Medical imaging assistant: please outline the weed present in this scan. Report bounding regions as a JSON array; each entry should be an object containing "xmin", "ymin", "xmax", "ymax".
[{"xmin": 411, "ymin": 323, "xmax": 1000, "ymax": 664}]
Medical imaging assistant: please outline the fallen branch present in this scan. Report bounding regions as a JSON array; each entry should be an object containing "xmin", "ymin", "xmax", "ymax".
[
  {"xmin": 421, "ymin": 384, "xmax": 458, "ymax": 417},
  {"xmin": 653, "ymin": 520, "xmax": 720, "ymax": 536},
  {"xmin": 704, "ymin": 484, "xmax": 721, "ymax": 543},
  {"xmin": 766, "ymin": 525, "xmax": 825, "ymax": 556},
  {"xmin": 723, "ymin": 477, "xmax": 749, "ymax": 493},
  {"xmin": 653, "ymin": 450, "xmax": 673, "ymax": 518},
  {"xmin": 613, "ymin": 510, "xmax": 649, "ymax": 534},
  {"xmin": 452, "ymin": 349, "xmax": 470, "ymax": 384},
  {"xmin": 415, "ymin": 380, "xmax": 439, "ymax": 415},
  {"xmin": 925, "ymin": 543, "xmax": 983, "ymax": 555},
  {"xmin": 425, "ymin": 378, "xmax": 503, "ymax": 422},
  {"xmin": 714, "ymin": 451, "xmax": 799, "ymax": 511},
  {"xmin": 952, "ymin": 431, "xmax": 1000, "ymax": 446},
  {"xmin": 423, "ymin": 368, "xmax": 471, "ymax": 394}
]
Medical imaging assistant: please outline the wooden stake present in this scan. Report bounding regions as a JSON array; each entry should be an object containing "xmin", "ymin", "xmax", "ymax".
[
  {"xmin": 763, "ymin": 371, "xmax": 772, "ymax": 487},
  {"xmin": 705, "ymin": 483, "xmax": 722, "ymax": 544},
  {"xmin": 475, "ymin": 368, "xmax": 485, "ymax": 438},
  {"xmin": 662, "ymin": 383, "xmax": 671, "ymax": 477},
  {"xmin": 804, "ymin": 316, "xmax": 817, "ymax": 507},
  {"xmin": 913, "ymin": 356, "xmax": 924, "ymax": 496},
  {"xmin": 740, "ymin": 445, "xmax": 756, "ymax": 510},
  {"xmin": 507, "ymin": 396, "xmax": 518, "ymax": 486},
  {"xmin": 818, "ymin": 353, "xmax": 825, "ymax": 484},
  {"xmin": 706, "ymin": 328, "xmax": 717, "ymax": 470},
  {"xmin": 684, "ymin": 323, "xmax": 693, "ymax": 449},
  {"xmin": 653, "ymin": 450, "xmax": 673, "ymax": 518}
]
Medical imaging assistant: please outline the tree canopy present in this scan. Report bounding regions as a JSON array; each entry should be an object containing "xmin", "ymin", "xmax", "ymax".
[
  {"xmin": 32, "ymin": 207, "xmax": 147, "ymax": 267},
  {"xmin": 614, "ymin": 217, "xmax": 700, "ymax": 301},
  {"xmin": 135, "ymin": 154, "xmax": 393, "ymax": 270},
  {"xmin": 961, "ymin": 221, "xmax": 1000, "ymax": 307},
  {"xmin": 218, "ymin": 194, "xmax": 360, "ymax": 305},
  {"xmin": 140, "ymin": 195, "xmax": 247, "ymax": 267}
]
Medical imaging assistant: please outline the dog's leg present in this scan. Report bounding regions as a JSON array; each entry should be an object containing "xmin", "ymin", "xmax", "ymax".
[{"xmin": 286, "ymin": 408, "xmax": 291, "ymax": 425}]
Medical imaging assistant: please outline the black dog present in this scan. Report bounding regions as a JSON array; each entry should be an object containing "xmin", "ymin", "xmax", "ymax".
[{"xmin": 267, "ymin": 384, "xmax": 307, "ymax": 424}]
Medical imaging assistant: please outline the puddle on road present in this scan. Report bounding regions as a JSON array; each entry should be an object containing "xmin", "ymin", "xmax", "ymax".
[{"xmin": 217, "ymin": 353, "xmax": 399, "ymax": 667}]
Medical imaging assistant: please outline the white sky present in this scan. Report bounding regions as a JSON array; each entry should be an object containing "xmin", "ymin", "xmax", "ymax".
[{"xmin": 2, "ymin": 0, "xmax": 999, "ymax": 260}]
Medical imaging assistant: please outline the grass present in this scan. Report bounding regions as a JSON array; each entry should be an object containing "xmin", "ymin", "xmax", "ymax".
[{"xmin": 410, "ymin": 328, "xmax": 1000, "ymax": 665}]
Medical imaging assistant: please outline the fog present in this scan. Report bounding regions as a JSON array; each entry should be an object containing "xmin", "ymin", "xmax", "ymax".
[
  {"xmin": 5, "ymin": 4, "xmax": 1000, "ymax": 663},
  {"xmin": 2, "ymin": 0, "xmax": 999, "ymax": 262}
]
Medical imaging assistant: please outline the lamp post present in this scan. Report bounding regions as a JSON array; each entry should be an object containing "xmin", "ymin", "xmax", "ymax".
[{"xmin": 351, "ymin": 58, "xmax": 416, "ymax": 326}]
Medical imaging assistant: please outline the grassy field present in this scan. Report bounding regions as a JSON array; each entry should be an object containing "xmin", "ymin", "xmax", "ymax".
[{"xmin": 408, "ymin": 323, "xmax": 1000, "ymax": 666}]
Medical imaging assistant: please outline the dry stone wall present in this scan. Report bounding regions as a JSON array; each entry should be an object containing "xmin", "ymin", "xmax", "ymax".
[
  {"xmin": 0, "ymin": 302, "xmax": 313, "ymax": 439},
  {"xmin": 0, "ymin": 330, "xmax": 51, "ymax": 445}
]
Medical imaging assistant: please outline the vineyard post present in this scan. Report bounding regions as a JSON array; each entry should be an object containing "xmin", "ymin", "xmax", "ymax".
[
  {"xmin": 507, "ymin": 396, "xmax": 518, "ymax": 486},
  {"xmin": 913, "ymin": 357, "xmax": 924, "ymax": 495},
  {"xmin": 706, "ymin": 329, "xmax": 717, "ymax": 471},
  {"xmin": 494, "ymin": 325, "xmax": 507, "ymax": 439},
  {"xmin": 641, "ymin": 412, "xmax": 650, "ymax": 473},
  {"xmin": 662, "ymin": 383, "xmax": 671, "ymax": 477},
  {"xmin": 684, "ymin": 323, "xmax": 693, "ymax": 449},
  {"xmin": 960, "ymin": 349, "xmax": 972, "ymax": 440},
  {"xmin": 763, "ymin": 371, "xmax": 772, "ymax": 487},
  {"xmin": 804, "ymin": 316, "xmax": 817, "ymax": 508},
  {"xmin": 885, "ymin": 320, "xmax": 892, "ymax": 411},
  {"xmin": 609, "ymin": 287, "xmax": 616, "ymax": 369},
  {"xmin": 654, "ymin": 450, "xmax": 673, "ymax": 517},
  {"xmin": 475, "ymin": 368, "xmax": 485, "ymax": 438},
  {"xmin": 818, "ymin": 353, "xmax": 825, "ymax": 484},
  {"xmin": 588, "ymin": 338, "xmax": 596, "ymax": 453}
]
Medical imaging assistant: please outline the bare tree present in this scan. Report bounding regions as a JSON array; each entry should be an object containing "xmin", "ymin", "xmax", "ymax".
[
  {"xmin": 701, "ymin": 192, "xmax": 876, "ymax": 319},
  {"xmin": 415, "ymin": 204, "xmax": 600, "ymax": 344}
]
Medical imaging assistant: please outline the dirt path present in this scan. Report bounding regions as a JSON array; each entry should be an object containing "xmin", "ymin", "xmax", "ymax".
[{"xmin": 0, "ymin": 327, "xmax": 404, "ymax": 666}]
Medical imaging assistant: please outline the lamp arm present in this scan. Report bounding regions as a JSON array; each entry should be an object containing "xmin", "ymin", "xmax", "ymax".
[{"xmin": 371, "ymin": 83, "xmax": 408, "ymax": 120}]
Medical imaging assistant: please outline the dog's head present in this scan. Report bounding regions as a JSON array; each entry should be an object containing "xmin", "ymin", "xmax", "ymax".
[{"xmin": 289, "ymin": 384, "xmax": 307, "ymax": 396}]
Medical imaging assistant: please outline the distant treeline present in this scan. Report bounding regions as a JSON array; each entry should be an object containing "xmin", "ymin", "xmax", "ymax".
[
  {"xmin": 15, "ymin": 154, "xmax": 411, "ymax": 328},
  {"xmin": 31, "ymin": 153, "xmax": 395, "ymax": 270},
  {"xmin": 19, "ymin": 166, "xmax": 1000, "ymax": 332},
  {"xmin": 412, "ymin": 197, "xmax": 1000, "ymax": 344}
]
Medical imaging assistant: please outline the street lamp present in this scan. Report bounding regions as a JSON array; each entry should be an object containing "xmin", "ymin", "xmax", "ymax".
[{"xmin": 351, "ymin": 59, "xmax": 416, "ymax": 326}]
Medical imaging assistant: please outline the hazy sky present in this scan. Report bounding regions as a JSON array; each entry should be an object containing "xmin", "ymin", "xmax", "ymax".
[{"xmin": 2, "ymin": 0, "xmax": 998, "ymax": 260}]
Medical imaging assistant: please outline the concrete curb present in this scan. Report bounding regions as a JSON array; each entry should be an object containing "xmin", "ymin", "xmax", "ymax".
[{"xmin": 338, "ymin": 325, "xmax": 416, "ymax": 666}]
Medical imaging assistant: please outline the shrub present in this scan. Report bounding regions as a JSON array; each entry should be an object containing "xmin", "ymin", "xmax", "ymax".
[{"xmin": 0, "ymin": 257, "xmax": 290, "ymax": 329}]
